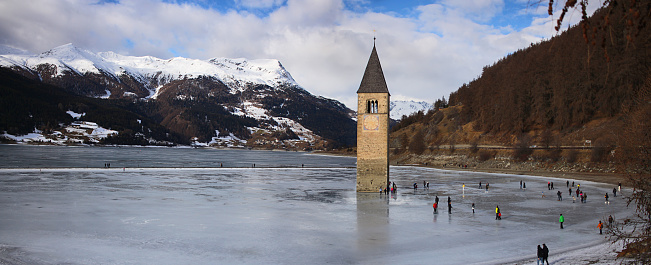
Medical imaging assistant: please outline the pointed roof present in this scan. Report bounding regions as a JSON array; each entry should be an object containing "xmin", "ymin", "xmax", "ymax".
[{"xmin": 357, "ymin": 45, "xmax": 390, "ymax": 94}]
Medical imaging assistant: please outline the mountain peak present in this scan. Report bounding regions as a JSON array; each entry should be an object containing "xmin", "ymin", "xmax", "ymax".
[{"xmin": 390, "ymin": 100, "xmax": 432, "ymax": 120}]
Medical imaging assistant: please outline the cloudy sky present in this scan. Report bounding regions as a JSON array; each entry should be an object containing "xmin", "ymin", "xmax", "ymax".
[{"xmin": 0, "ymin": 0, "xmax": 599, "ymax": 108}]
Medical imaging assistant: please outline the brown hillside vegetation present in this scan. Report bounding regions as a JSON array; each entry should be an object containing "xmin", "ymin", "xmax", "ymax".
[
  {"xmin": 390, "ymin": 4, "xmax": 649, "ymax": 175},
  {"xmin": 448, "ymin": 5, "xmax": 650, "ymax": 135}
]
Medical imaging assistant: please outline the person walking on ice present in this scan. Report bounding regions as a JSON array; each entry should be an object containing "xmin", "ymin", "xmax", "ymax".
[
  {"xmin": 559, "ymin": 214, "xmax": 564, "ymax": 229},
  {"xmin": 433, "ymin": 202, "xmax": 438, "ymax": 214},
  {"xmin": 447, "ymin": 196, "xmax": 452, "ymax": 214},
  {"xmin": 537, "ymin": 245, "xmax": 543, "ymax": 265},
  {"xmin": 557, "ymin": 190, "xmax": 562, "ymax": 201},
  {"xmin": 495, "ymin": 205, "xmax": 501, "ymax": 220},
  {"xmin": 541, "ymin": 244, "xmax": 549, "ymax": 265},
  {"xmin": 613, "ymin": 187, "xmax": 617, "ymax": 197},
  {"xmin": 598, "ymin": 220, "xmax": 604, "ymax": 234},
  {"xmin": 605, "ymin": 193, "xmax": 610, "ymax": 204},
  {"xmin": 472, "ymin": 203, "xmax": 475, "ymax": 214}
]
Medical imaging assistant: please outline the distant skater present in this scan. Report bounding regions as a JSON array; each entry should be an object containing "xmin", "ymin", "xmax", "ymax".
[
  {"xmin": 520, "ymin": 180, "xmax": 522, "ymax": 189},
  {"xmin": 551, "ymin": 182, "xmax": 554, "ymax": 190},
  {"xmin": 479, "ymin": 181, "xmax": 482, "ymax": 189},
  {"xmin": 433, "ymin": 202, "xmax": 438, "ymax": 214},
  {"xmin": 472, "ymin": 203, "xmax": 475, "ymax": 214},
  {"xmin": 598, "ymin": 220, "xmax": 603, "ymax": 234},
  {"xmin": 605, "ymin": 193, "xmax": 609, "ymax": 204},
  {"xmin": 613, "ymin": 187, "xmax": 617, "ymax": 197},
  {"xmin": 557, "ymin": 191, "xmax": 562, "ymax": 201},
  {"xmin": 486, "ymin": 183, "xmax": 489, "ymax": 192},
  {"xmin": 609, "ymin": 215, "xmax": 614, "ymax": 227},
  {"xmin": 523, "ymin": 182, "xmax": 526, "ymax": 190},
  {"xmin": 559, "ymin": 214, "xmax": 564, "ymax": 229},
  {"xmin": 567, "ymin": 180, "xmax": 569, "ymax": 187},
  {"xmin": 618, "ymin": 182, "xmax": 622, "ymax": 192}
]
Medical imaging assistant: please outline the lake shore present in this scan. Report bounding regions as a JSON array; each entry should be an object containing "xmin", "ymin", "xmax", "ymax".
[{"xmin": 316, "ymin": 150, "xmax": 628, "ymax": 186}]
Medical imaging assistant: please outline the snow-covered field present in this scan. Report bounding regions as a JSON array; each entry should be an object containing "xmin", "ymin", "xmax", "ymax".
[{"xmin": 0, "ymin": 160, "xmax": 633, "ymax": 264}]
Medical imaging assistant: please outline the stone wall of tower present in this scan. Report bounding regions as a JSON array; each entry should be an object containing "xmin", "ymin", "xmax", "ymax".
[{"xmin": 357, "ymin": 92, "xmax": 389, "ymax": 192}]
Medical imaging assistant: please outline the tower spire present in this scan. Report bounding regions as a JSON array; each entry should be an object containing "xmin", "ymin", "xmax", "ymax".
[{"xmin": 373, "ymin": 30, "xmax": 376, "ymax": 46}]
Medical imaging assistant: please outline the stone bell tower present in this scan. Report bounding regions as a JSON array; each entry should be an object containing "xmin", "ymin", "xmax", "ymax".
[{"xmin": 356, "ymin": 44, "xmax": 390, "ymax": 192}]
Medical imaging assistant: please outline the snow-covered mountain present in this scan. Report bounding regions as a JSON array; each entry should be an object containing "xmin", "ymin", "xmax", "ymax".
[
  {"xmin": 0, "ymin": 43, "xmax": 298, "ymax": 98},
  {"xmin": 0, "ymin": 44, "xmax": 356, "ymax": 148},
  {"xmin": 390, "ymin": 100, "xmax": 432, "ymax": 120}
]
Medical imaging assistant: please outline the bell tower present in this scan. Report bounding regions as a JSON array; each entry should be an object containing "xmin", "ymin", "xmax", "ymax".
[{"xmin": 356, "ymin": 44, "xmax": 390, "ymax": 192}]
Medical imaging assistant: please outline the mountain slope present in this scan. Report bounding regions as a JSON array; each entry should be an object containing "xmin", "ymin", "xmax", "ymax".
[
  {"xmin": 0, "ymin": 45, "xmax": 356, "ymax": 148},
  {"xmin": 393, "ymin": 5, "xmax": 650, "ymax": 149},
  {"xmin": 0, "ymin": 68, "xmax": 185, "ymax": 145}
]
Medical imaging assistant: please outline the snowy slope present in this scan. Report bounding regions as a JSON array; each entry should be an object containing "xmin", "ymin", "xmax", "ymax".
[
  {"xmin": 0, "ymin": 43, "xmax": 298, "ymax": 94},
  {"xmin": 389, "ymin": 100, "xmax": 432, "ymax": 120},
  {"xmin": 0, "ymin": 44, "xmax": 355, "ymax": 148}
]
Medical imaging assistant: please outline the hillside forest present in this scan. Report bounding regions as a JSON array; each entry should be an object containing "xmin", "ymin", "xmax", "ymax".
[{"xmin": 390, "ymin": 2, "xmax": 650, "ymax": 174}]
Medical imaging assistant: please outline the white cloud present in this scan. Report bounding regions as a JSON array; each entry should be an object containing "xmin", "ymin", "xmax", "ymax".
[{"xmin": 0, "ymin": 0, "xmax": 601, "ymax": 110}]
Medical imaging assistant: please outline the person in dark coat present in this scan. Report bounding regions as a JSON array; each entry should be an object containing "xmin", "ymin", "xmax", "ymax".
[
  {"xmin": 598, "ymin": 220, "xmax": 604, "ymax": 234},
  {"xmin": 541, "ymin": 244, "xmax": 549, "ymax": 265},
  {"xmin": 447, "ymin": 196, "xmax": 452, "ymax": 214},
  {"xmin": 537, "ymin": 245, "xmax": 543, "ymax": 265}
]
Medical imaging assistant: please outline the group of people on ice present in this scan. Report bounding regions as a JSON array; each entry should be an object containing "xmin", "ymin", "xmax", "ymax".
[
  {"xmin": 431, "ymin": 195, "xmax": 454, "ymax": 214},
  {"xmin": 424, "ymin": 176, "xmax": 624, "ymax": 264}
]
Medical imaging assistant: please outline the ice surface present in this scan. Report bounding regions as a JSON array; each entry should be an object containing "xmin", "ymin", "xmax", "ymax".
[{"xmin": 0, "ymin": 146, "xmax": 634, "ymax": 264}]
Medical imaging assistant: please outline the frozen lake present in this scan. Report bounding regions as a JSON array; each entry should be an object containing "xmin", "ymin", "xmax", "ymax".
[{"xmin": 0, "ymin": 145, "xmax": 633, "ymax": 264}]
